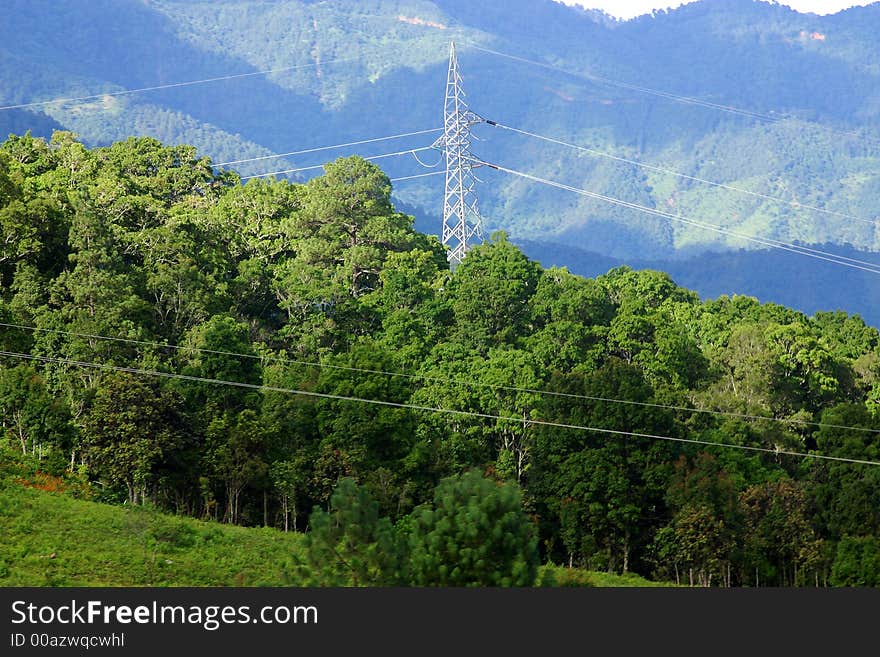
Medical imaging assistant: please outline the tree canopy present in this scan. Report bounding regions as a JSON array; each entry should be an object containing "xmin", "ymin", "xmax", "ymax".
[{"xmin": 2, "ymin": 132, "xmax": 880, "ymax": 587}]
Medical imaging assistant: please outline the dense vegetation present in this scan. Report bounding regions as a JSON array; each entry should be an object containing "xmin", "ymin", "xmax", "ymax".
[{"xmin": 1, "ymin": 132, "xmax": 879, "ymax": 587}]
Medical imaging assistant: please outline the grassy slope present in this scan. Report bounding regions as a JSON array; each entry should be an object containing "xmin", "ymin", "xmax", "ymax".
[
  {"xmin": 538, "ymin": 564, "xmax": 674, "ymax": 588},
  {"xmin": 0, "ymin": 481, "xmax": 668, "ymax": 588},
  {"xmin": 0, "ymin": 482, "xmax": 305, "ymax": 587}
]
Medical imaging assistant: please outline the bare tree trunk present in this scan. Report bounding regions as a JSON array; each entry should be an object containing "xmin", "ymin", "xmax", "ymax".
[
  {"xmin": 224, "ymin": 488, "xmax": 234, "ymax": 524},
  {"xmin": 17, "ymin": 423, "xmax": 26, "ymax": 454}
]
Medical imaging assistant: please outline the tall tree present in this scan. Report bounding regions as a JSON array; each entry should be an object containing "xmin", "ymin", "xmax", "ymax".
[
  {"xmin": 270, "ymin": 156, "xmax": 421, "ymax": 354},
  {"xmin": 296, "ymin": 477, "xmax": 403, "ymax": 586},
  {"xmin": 204, "ymin": 408, "xmax": 268, "ymax": 525},
  {"xmin": 81, "ymin": 374, "xmax": 187, "ymax": 505},
  {"xmin": 0, "ymin": 364, "xmax": 73, "ymax": 466},
  {"xmin": 407, "ymin": 470, "xmax": 539, "ymax": 587},
  {"xmin": 806, "ymin": 403, "xmax": 880, "ymax": 540},
  {"xmin": 529, "ymin": 359, "xmax": 675, "ymax": 572},
  {"xmin": 739, "ymin": 479, "xmax": 822, "ymax": 587},
  {"xmin": 178, "ymin": 315, "xmax": 262, "ymax": 415},
  {"xmin": 444, "ymin": 232, "xmax": 542, "ymax": 353}
]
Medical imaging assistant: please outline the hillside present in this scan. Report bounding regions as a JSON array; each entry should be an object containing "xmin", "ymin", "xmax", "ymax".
[
  {"xmin": 0, "ymin": 478, "xmax": 304, "ymax": 586},
  {"xmin": 2, "ymin": 132, "xmax": 880, "ymax": 587},
  {"xmin": 0, "ymin": 471, "xmax": 670, "ymax": 587}
]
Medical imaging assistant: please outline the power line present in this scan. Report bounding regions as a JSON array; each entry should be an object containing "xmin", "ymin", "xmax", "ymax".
[
  {"xmin": 464, "ymin": 43, "xmax": 776, "ymax": 121},
  {"xmin": 4, "ymin": 321, "xmax": 879, "ymax": 436},
  {"xmin": 390, "ymin": 171, "xmax": 445, "ymax": 182},
  {"xmin": 240, "ymin": 147, "xmax": 435, "ymax": 180},
  {"xmin": 215, "ymin": 128, "xmax": 442, "ymax": 167},
  {"xmin": 487, "ymin": 120, "xmax": 880, "ymax": 229},
  {"xmin": 463, "ymin": 42, "xmax": 877, "ymax": 145},
  {"xmin": 410, "ymin": 149, "xmax": 443, "ymax": 169},
  {"xmin": 0, "ymin": 58, "xmax": 358, "ymax": 112},
  {"xmin": 2, "ymin": 348, "xmax": 878, "ymax": 467},
  {"xmin": 474, "ymin": 158, "xmax": 880, "ymax": 274}
]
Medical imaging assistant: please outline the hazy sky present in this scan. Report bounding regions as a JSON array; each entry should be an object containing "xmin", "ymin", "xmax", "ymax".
[{"xmin": 556, "ymin": 1, "xmax": 878, "ymax": 20}]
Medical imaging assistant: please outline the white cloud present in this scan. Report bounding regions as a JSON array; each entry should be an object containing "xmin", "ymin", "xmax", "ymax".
[
  {"xmin": 778, "ymin": 0, "xmax": 876, "ymax": 13},
  {"xmin": 555, "ymin": 0, "xmax": 878, "ymax": 20},
  {"xmin": 555, "ymin": 0, "xmax": 695, "ymax": 19}
]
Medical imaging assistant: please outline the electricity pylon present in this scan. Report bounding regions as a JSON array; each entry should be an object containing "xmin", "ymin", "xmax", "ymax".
[{"xmin": 432, "ymin": 41, "xmax": 485, "ymax": 267}]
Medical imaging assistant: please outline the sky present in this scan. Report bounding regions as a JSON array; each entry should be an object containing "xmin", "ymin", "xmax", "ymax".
[{"xmin": 556, "ymin": 0, "xmax": 878, "ymax": 20}]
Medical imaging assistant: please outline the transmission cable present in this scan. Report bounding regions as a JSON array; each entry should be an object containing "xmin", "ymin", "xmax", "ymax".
[
  {"xmin": 410, "ymin": 149, "xmax": 443, "ymax": 168},
  {"xmin": 471, "ymin": 157, "xmax": 880, "ymax": 274},
  {"xmin": 0, "ymin": 58, "xmax": 358, "ymax": 112},
  {"xmin": 240, "ymin": 146, "xmax": 435, "ymax": 180},
  {"xmin": 4, "ymin": 321, "xmax": 879, "ymax": 436},
  {"xmin": 214, "ymin": 128, "xmax": 442, "ymax": 167},
  {"xmin": 390, "ymin": 171, "xmax": 445, "ymax": 182},
  {"xmin": 485, "ymin": 120, "xmax": 880, "ymax": 229},
  {"xmin": 2, "ymin": 349, "xmax": 877, "ymax": 467}
]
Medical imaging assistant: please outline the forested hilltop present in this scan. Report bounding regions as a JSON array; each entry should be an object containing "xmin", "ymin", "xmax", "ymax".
[{"xmin": 1, "ymin": 133, "xmax": 879, "ymax": 587}]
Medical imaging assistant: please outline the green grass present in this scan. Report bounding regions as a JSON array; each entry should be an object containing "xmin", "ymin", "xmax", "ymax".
[
  {"xmin": 578, "ymin": 570, "xmax": 677, "ymax": 587},
  {"xmin": 538, "ymin": 563, "xmax": 677, "ymax": 587},
  {"xmin": 0, "ymin": 481, "xmax": 306, "ymax": 587}
]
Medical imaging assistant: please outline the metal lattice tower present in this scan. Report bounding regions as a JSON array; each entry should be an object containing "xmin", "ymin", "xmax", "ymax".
[{"xmin": 432, "ymin": 42, "xmax": 485, "ymax": 267}]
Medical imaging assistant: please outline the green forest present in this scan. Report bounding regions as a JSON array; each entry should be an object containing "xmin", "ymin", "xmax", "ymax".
[{"xmin": 1, "ymin": 132, "xmax": 879, "ymax": 587}]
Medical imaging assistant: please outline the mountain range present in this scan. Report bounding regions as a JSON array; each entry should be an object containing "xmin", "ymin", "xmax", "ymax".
[{"xmin": 3, "ymin": 0, "xmax": 880, "ymax": 323}]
